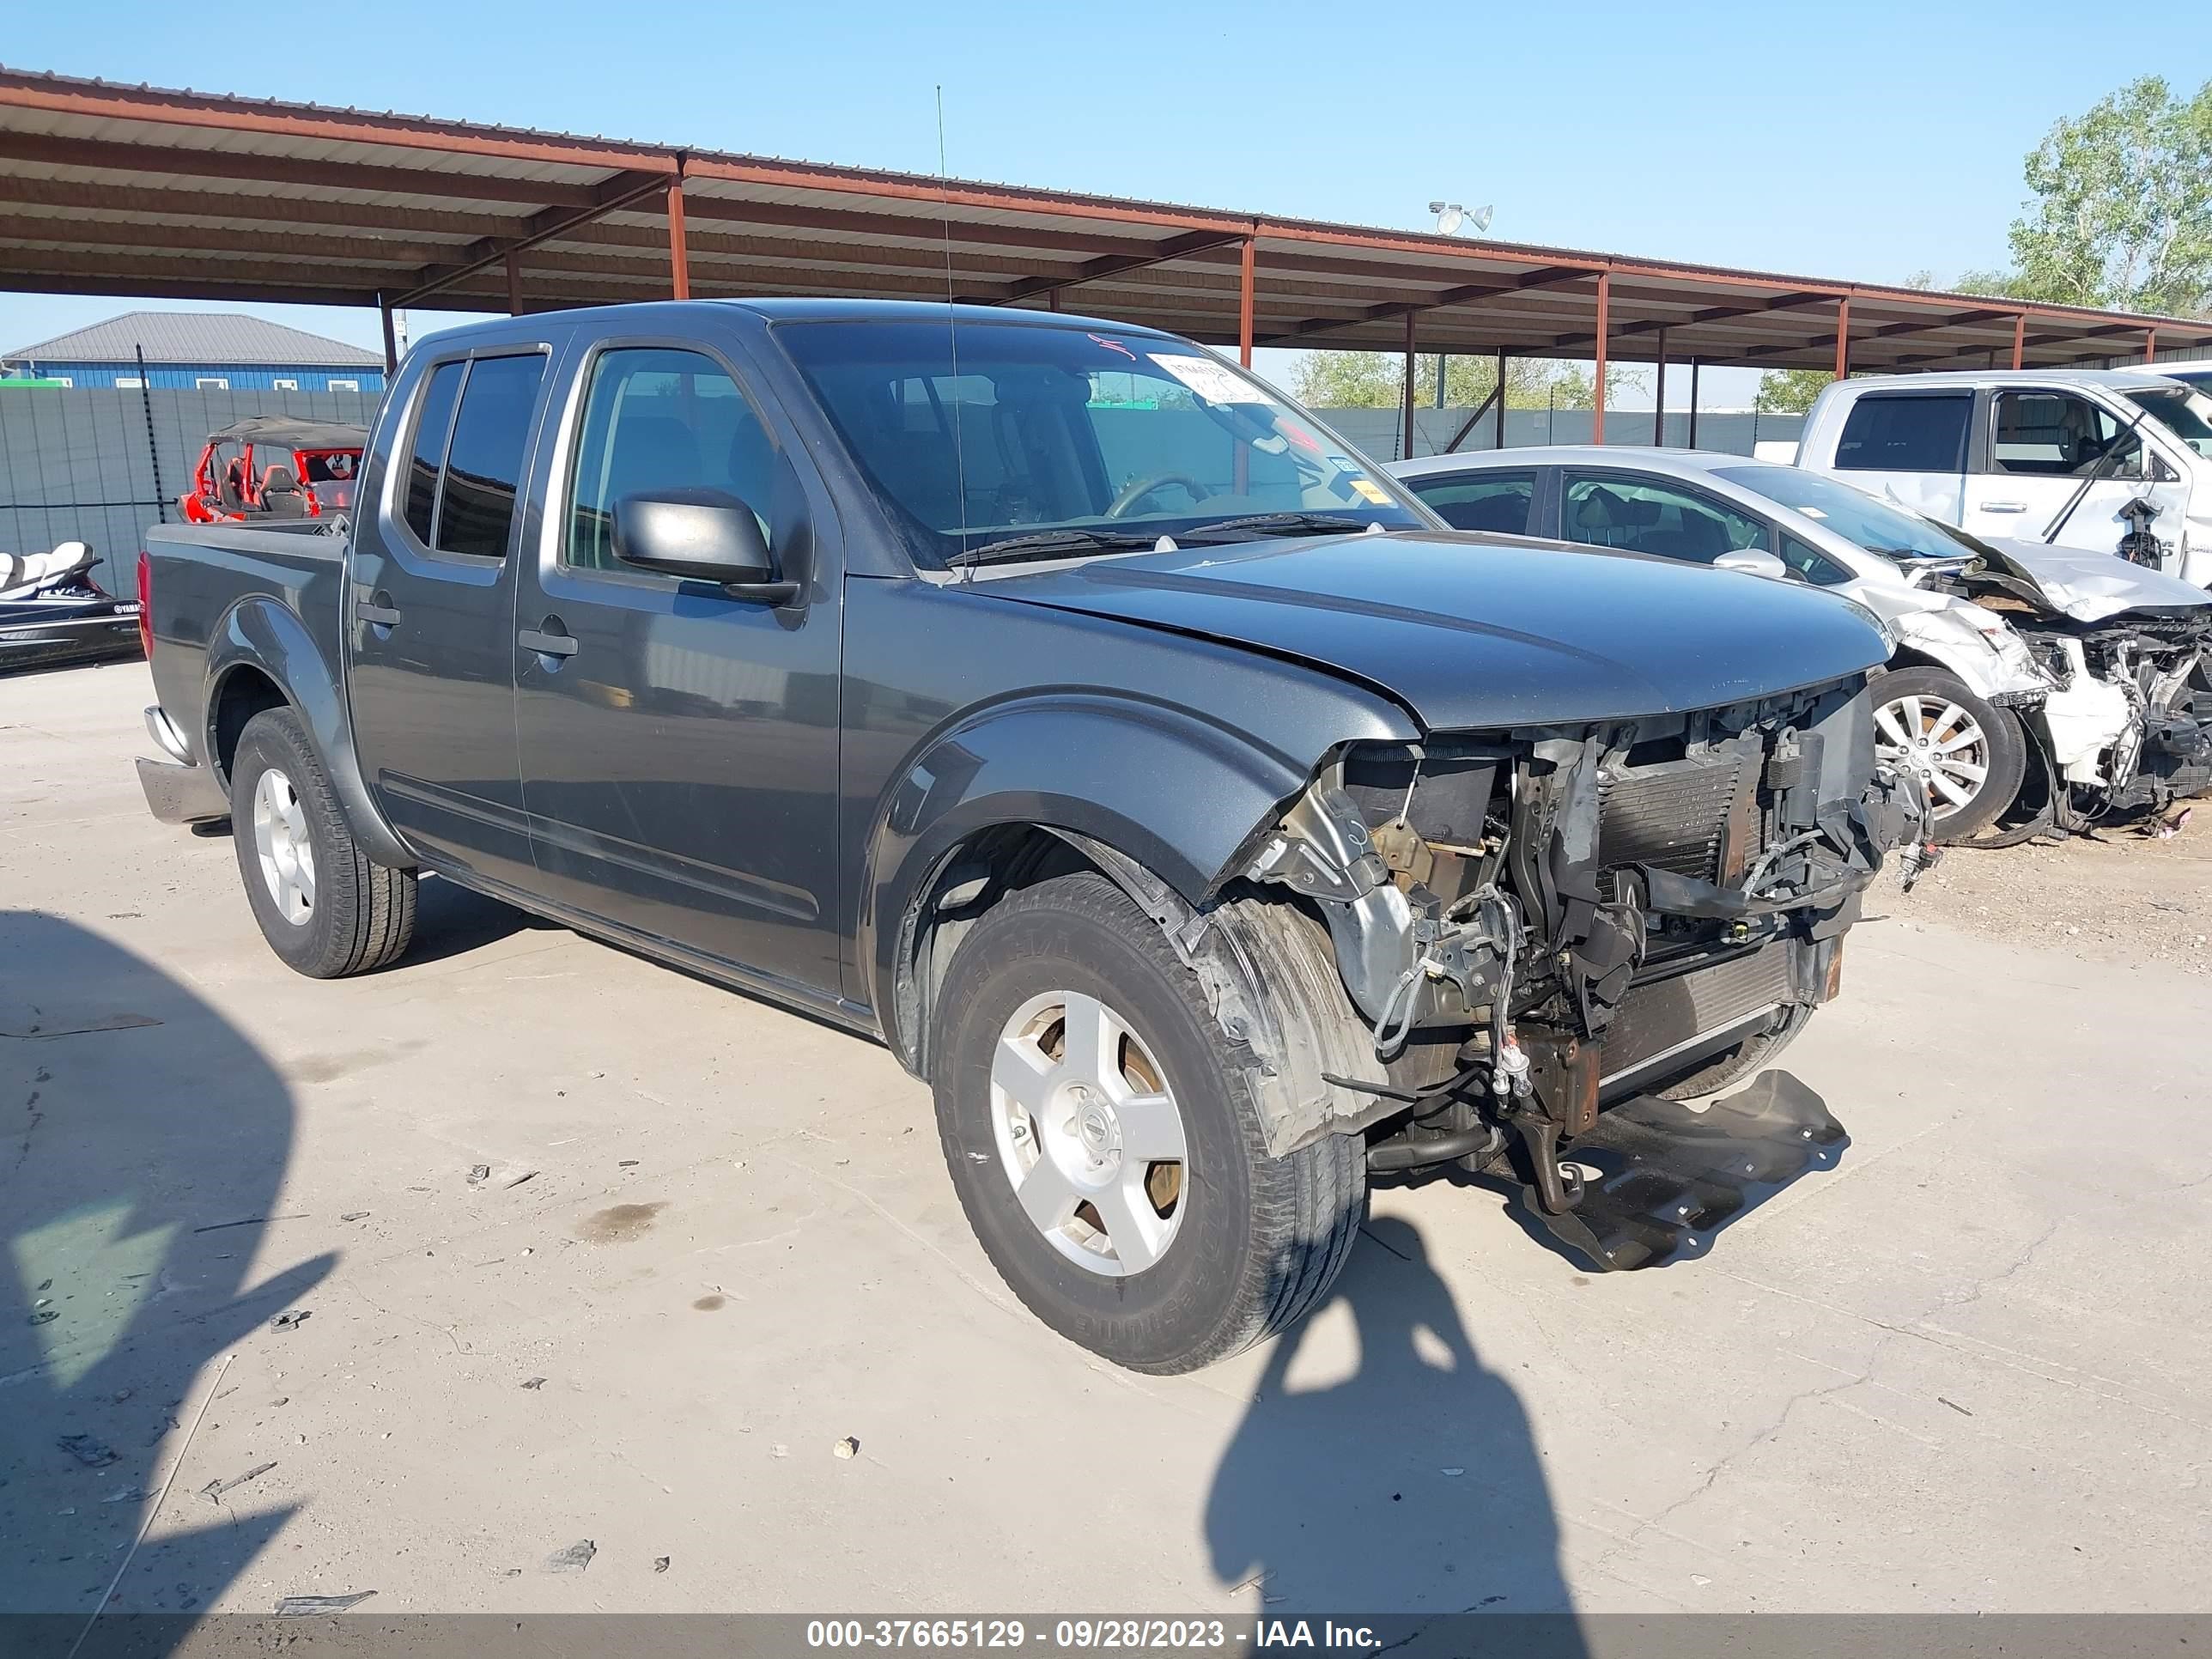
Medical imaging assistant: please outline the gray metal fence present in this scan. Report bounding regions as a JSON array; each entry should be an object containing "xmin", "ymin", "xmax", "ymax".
[
  {"xmin": 0, "ymin": 383, "xmax": 1802, "ymax": 600},
  {"xmin": 1314, "ymin": 406, "xmax": 1806, "ymax": 464},
  {"xmin": 0, "ymin": 386, "xmax": 380, "ymax": 599}
]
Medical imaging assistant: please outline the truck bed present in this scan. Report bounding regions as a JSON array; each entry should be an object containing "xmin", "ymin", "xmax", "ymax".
[{"xmin": 142, "ymin": 520, "xmax": 348, "ymax": 772}]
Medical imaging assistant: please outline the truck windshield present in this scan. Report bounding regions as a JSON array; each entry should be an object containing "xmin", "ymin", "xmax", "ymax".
[
  {"xmin": 776, "ymin": 319, "xmax": 1425, "ymax": 568},
  {"xmin": 2123, "ymin": 388, "xmax": 2212, "ymax": 459},
  {"xmin": 1711, "ymin": 463, "xmax": 1971, "ymax": 562}
]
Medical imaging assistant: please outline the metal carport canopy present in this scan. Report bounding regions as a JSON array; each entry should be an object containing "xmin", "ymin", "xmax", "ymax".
[{"xmin": 3, "ymin": 65, "xmax": 2208, "ymax": 389}]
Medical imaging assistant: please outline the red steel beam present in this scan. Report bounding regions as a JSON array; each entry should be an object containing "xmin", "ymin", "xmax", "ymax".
[
  {"xmin": 1592, "ymin": 272, "xmax": 1610, "ymax": 445},
  {"xmin": 2011, "ymin": 313, "xmax": 2027, "ymax": 369},
  {"xmin": 668, "ymin": 177, "xmax": 690, "ymax": 300},
  {"xmin": 1401, "ymin": 312, "xmax": 1418, "ymax": 459},
  {"xmin": 2145, "ymin": 327, "xmax": 2158, "ymax": 364},
  {"xmin": 1239, "ymin": 236, "xmax": 1255, "ymax": 368},
  {"xmin": 506, "ymin": 248, "xmax": 523, "ymax": 314},
  {"xmin": 1833, "ymin": 296, "xmax": 1850, "ymax": 380}
]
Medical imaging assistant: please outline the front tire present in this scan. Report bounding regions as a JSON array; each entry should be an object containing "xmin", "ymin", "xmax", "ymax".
[
  {"xmin": 230, "ymin": 707, "xmax": 416, "ymax": 978},
  {"xmin": 931, "ymin": 872, "xmax": 1365, "ymax": 1374},
  {"xmin": 1870, "ymin": 667, "xmax": 2025, "ymax": 842}
]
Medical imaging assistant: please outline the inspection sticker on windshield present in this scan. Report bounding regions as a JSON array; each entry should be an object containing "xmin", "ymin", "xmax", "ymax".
[
  {"xmin": 1150, "ymin": 352, "xmax": 1261, "ymax": 404},
  {"xmin": 1348, "ymin": 477, "xmax": 1391, "ymax": 505}
]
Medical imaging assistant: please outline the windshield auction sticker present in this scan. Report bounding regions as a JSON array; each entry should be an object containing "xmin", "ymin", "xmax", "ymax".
[{"xmin": 1149, "ymin": 352, "xmax": 1263, "ymax": 405}]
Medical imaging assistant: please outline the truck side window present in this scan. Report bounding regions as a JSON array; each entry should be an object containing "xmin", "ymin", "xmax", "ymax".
[
  {"xmin": 565, "ymin": 348, "xmax": 776, "ymax": 573},
  {"xmin": 435, "ymin": 355, "xmax": 546, "ymax": 559},
  {"xmin": 1404, "ymin": 471, "xmax": 1536, "ymax": 534},
  {"xmin": 402, "ymin": 361, "xmax": 465, "ymax": 544},
  {"xmin": 1833, "ymin": 393, "xmax": 1971, "ymax": 472},
  {"xmin": 1989, "ymin": 391, "xmax": 2141, "ymax": 478},
  {"xmin": 1560, "ymin": 475, "xmax": 1767, "ymax": 563}
]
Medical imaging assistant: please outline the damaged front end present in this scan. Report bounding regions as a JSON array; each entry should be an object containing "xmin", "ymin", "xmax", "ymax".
[
  {"xmin": 1237, "ymin": 675, "xmax": 1925, "ymax": 1268},
  {"xmin": 1929, "ymin": 549, "xmax": 2212, "ymax": 830}
]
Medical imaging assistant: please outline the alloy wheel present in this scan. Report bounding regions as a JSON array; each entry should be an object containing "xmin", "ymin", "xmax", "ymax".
[
  {"xmin": 251, "ymin": 766, "xmax": 316, "ymax": 923},
  {"xmin": 1873, "ymin": 692, "xmax": 1990, "ymax": 821},
  {"xmin": 988, "ymin": 989, "xmax": 1189, "ymax": 1277}
]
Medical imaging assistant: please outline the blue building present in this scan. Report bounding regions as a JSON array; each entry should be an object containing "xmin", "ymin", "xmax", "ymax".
[{"xmin": 2, "ymin": 311, "xmax": 386, "ymax": 392}]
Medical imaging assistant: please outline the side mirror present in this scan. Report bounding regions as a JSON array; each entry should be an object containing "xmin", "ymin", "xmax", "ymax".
[
  {"xmin": 1714, "ymin": 549, "xmax": 1787, "ymax": 580},
  {"xmin": 612, "ymin": 489, "xmax": 798, "ymax": 603}
]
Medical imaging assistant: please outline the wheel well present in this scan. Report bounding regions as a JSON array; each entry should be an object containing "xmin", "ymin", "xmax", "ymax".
[
  {"xmin": 210, "ymin": 665, "xmax": 288, "ymax": 788},
  {"xmin": 896, "ymin": 826, "xmax": 1115, "ymax": 1078},
  {"xmin": 1882, "ymin": 647, "xmax": 1953, "ymax": 681}
]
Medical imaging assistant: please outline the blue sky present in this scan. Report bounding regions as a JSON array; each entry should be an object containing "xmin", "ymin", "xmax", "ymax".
[{"xmin": 6, "ymin": 0, "xmax": 2208, "ymax": 404}]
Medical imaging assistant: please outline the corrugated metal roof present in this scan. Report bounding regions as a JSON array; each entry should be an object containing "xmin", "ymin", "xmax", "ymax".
[
  {"xmin": 0, "ymin": 67, "xmax": 2204, "ymax": 375},
  {"xmin": 5, "ymin": 309, "xmax": 384, "ymax": 366}
]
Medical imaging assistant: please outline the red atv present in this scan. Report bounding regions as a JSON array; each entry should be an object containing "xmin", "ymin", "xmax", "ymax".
[{"xmin": 180, "ymin": 416, "xmax": 368, "ymax": 524}]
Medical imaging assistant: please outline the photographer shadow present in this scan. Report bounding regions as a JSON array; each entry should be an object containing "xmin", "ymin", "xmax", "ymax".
[
  {"xmin": 1206, "ymin": 1215, "xmax": 1585, "ymax": 1651},
  {"xmin": 1, "ymin": 910, "xmax": 330, "ymax": 1640}
]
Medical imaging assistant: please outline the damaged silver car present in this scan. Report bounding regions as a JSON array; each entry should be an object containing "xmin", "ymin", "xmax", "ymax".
[{"xmin": 1391, "ymin": 450, "xmax": 2212, "ymax": 841}]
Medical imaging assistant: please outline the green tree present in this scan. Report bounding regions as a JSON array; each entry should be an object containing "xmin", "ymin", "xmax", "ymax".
[
  {"xmin": 1753, "ymin": 368, "xmax": 1834, "ymax": 415},
  {"xmin": 1545, "ymin": 362, "xmax": 1650, "ymax": 410},
  {"xmin": 1291, "ymin": 350, "xmax": 1579, "ymax": 410},
  {"xmin": 2004, "ymin": 76, "xmax": 2212, "ymax": 314}
]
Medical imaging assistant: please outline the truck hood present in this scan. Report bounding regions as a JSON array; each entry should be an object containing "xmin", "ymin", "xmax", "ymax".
[
  {"xmin": 1972, "ymin": 538, "xmax": 2212, "ymax": 623},
  {"xmin": 975, "ymin": 531, "xmax": 1887, "ymax": 731}
]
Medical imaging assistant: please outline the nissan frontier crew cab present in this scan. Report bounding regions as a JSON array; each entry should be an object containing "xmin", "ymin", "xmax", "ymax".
[{"xmin": 136, "ymin": 300, "xmax": 1921, "ymax": 1374}]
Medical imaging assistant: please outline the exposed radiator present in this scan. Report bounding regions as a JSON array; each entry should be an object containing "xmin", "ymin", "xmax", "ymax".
[
  {"xmin": 1600, "ymin": 945, "xmax": 1793, "ymax": 1085},
  {"xmin": 1597, "ymin": 750, "xmax": 1752, "ymax": 884}
]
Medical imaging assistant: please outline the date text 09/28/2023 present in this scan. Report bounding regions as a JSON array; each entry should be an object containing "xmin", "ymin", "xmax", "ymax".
[{"xmin": 803, "ymin": 1619, "xmax": 1384, "ymax": 1650}]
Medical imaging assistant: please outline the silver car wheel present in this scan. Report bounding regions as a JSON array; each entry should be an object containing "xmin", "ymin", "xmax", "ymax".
[
  {"xmin": 1873, "ymin": 692, "xmax": 1990, "ymax": 821},
  {"xmin": 989, "ymin": 989, "xmax": 1189, "ymax": 1278},
  {"xmin": 252, "ymin": 766, "xmax": 316, "ymax": 924}
]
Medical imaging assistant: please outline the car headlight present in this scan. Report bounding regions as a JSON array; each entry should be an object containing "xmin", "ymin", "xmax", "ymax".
[{"xmin": 1838, "ymin": 598, "xmax": 1896, "ymax": 653}]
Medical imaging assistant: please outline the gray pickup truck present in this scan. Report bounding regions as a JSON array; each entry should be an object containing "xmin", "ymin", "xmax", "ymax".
[{"xmin": 137, "ymin": 299, "xmax": 1920, "ymax": 1372}]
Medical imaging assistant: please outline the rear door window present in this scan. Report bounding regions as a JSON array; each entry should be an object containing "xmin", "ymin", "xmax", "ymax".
[
  {"xmin": 1560, "ymin": 474, "xmax": 1771, "ymax": 563},
  {"xmin": 434, "ymin": 355, "xmax": 547, "ymax": 558},
  {"xmin": 1404, "ymin": 471, "xmax": 1537, "ymax": 533},
  {"xmin": 402, "ymin": 361, "xmax": 465, "ymax": 544},
  {"xmin": 1833, "ymin": 392, "xmax": 1971, "ymax": 473}
]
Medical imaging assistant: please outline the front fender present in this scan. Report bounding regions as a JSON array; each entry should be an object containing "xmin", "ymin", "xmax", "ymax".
[
  {"xmin": 859, "ymin": 692, "xmax": 1339, "ymax": 1060},
  {"xmin": 204, "ymin": 595, "xmax": 412, "ymax": 868},
  {"xmin": 1889, "ymin": 610, "xmax": 2042, "ymax": 701}
]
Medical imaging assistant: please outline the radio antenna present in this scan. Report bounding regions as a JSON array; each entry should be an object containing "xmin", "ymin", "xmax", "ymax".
[{"xmin": 936, "ymin": 84, "xmax": 972, "ymax": 571}]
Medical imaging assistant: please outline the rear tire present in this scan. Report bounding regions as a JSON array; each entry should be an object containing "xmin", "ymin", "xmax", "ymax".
[
  {"xmin": 931, "ymin": 872, "xmax": 1365, "ymax": 1374},
  {"xmin": 230, "ymin": 707, "xmax": 416, "ymax": 978},
  {"xmin": 1871, "ymin": 666, "xmax": 2025, "ymax": 842}
]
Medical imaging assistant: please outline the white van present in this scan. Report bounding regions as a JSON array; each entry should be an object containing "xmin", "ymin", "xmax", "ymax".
[{"xmin": 1795, "ymin": 368, "xmax": 2212, "ymax": 586}]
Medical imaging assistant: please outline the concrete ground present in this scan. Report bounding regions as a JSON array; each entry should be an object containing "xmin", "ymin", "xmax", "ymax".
[{"xmin": 4, "ymin": 658, "xmax": 2209, "ymax": 1620}]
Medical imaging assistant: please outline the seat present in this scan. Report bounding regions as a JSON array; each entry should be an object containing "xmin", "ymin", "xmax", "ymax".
[
  {"xmin": 217, "ymin": 458, "xmax": 247, "ymax": 514},
  {"xmin": 259, "ymin": 463, "xmax": 308, "ymax": 518},
  {"xmin": 0, "ymin": 540, "xmax": 96, "ymax": 598}
]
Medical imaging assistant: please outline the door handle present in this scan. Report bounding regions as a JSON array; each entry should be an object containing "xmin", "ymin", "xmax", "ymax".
[
  {"xmin": 1981, "ymin": 501, "xmax": 2028, "ymax": 514},
  {"xmin": 518, "ymin": 625, "xmax": 578, "ymax": 659},
  {"xmin": 356, "ymin": 599, "xmax": 401, "ymax": 626}
]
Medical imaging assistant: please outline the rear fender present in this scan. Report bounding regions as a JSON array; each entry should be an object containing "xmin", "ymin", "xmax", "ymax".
[{"xmin": 204, "ymin": 594, "xmax": 412, "ymax": 868}]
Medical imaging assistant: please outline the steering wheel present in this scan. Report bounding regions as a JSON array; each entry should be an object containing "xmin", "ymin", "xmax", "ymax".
[{"xmin": 1105, "ymin": 473, "xmax": 1210, "ymax": 520}]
